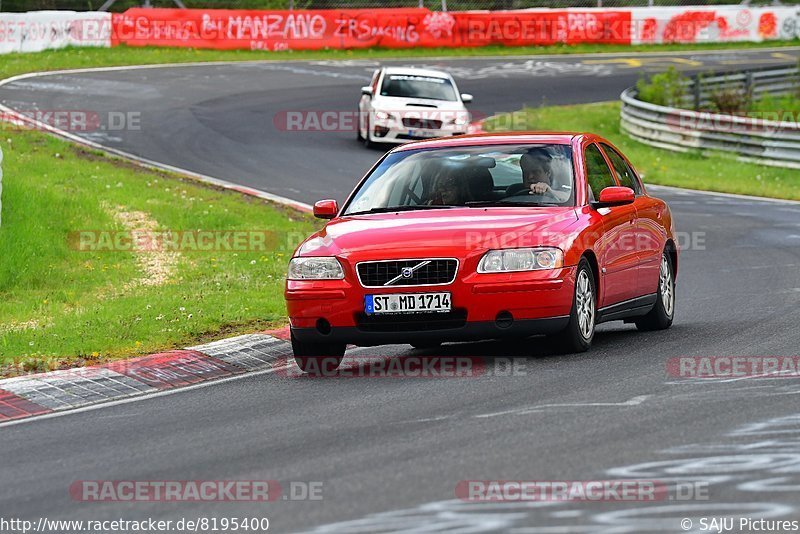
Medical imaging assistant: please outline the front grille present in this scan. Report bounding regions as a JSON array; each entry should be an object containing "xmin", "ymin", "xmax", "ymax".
[
  {"xmin": 402, "ymin": 117, "xmax": 443, "ymax": 129},
  {"xmin": 357, "ymin": 259, "xmax": 458, "ymax": 288},
  {"xmin": 356, "ymin": 309, "xmax": 467, "ymax": 333}
]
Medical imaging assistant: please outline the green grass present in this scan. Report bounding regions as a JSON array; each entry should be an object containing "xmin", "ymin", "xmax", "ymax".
[
  {"xmin": 485, "ymin": 101, "xmax": 800, "ymax": 201},
  {"xmin": 0, "ymin": 129, "xmax": 318, "ymax": 374},
  {"xmin": 1, "ymin": 39, "xmax": 800, "ymax": 80}
]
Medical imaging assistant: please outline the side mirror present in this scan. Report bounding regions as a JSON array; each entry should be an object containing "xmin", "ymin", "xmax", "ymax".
[
  {"xmin": 313, "ymin": 199, "xmax": 339, "ymax": 219},
  {"xmin": 460, "ymin": 93, "xmax": 473, "ymax": 104},
  {"xmin": 596, "ymin": 186, "xmax": 635, "ymax": 207},
  {"xmin": 361, "ymin": 86, "xmax": 374, "ymax": 96}
]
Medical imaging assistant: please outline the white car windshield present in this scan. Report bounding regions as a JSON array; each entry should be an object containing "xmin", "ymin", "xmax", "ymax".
[
  {"xmin": 381, "ymin": 74, "xmax": 458, "ymax": 102},
  {"xmin": 344, "ymin": 144, "xmax": 576, "ymax": 215}
]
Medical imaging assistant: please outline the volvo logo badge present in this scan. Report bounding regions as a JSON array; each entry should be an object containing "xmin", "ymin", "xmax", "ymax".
[{"xmin": 384, "ymin": 260, "xmax": 432, "ymax": 286}]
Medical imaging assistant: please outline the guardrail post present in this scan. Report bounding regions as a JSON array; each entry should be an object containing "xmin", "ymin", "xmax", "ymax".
[
  {"xmin": 693, "ymin": 76, "xmax": 701, "ymax": 111},
  {"xmin": 745, "ymin": 71, "xmax": 754, "ymax": 102}
]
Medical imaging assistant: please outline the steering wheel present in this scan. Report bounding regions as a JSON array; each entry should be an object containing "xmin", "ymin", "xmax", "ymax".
[{"xmin": 504, "ymin": 187, "xmax": 561, "ymax": 203}]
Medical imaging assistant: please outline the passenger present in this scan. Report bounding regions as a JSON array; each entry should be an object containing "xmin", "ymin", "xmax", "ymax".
[{"xmin": 428, "ymin": 169, "xmax": 470, "ymax": 206}]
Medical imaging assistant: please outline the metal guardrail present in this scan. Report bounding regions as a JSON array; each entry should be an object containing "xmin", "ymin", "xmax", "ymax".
[{"xmin": 620, "ymin": 66, "xmax": 800, "ymax": 170}]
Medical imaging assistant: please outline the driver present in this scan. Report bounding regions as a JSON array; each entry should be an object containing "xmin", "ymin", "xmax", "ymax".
[{"xmin": 509, "ymin": 148, "xmax": 570, "ymax": 203}]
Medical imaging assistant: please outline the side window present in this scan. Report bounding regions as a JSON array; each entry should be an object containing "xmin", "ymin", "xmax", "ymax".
[
  {"xmin": 602, "ymin": 144, "xmax": 642, "ymax": 195},
  {"xmin": 584, "ymin": 144, "xmax": 617, "ymax": 202}
]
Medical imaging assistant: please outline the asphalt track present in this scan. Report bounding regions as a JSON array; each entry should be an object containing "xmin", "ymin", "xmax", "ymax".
[{"xmin": 2, "ymin": 48, "xmax": 800, "ymax": 533}]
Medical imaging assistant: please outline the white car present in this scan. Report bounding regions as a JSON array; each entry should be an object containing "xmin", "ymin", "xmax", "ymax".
[{"xmin": 358, "ymin": 67, "xmax": 473, "ymax": 148}]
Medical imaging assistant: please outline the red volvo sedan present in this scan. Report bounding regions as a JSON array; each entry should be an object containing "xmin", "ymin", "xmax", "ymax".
[{"xmin": 285, "ymin": 133, "xmax": 677, "ymax": 373}]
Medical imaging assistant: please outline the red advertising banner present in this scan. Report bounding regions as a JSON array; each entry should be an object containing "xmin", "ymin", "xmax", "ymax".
[
  {"xmin": 450, "ymin": 10, "xmax": 632, "ymax": 47},
  {"xmin": 110, "ymin": 8, "xmax": 632, "ymax": 50},
  {"xmin": 111, "ymin": 8, "xmax": 432, "ymax": 50}
]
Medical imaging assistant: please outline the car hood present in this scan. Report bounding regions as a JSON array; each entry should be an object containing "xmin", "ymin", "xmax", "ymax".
[
  {"xmin": 372, "ymin": 95, "xmax": 467, "ymax": 112},
  {"xmin": 296, "ymin": 207, "xmax": 579, "ymax": 260}
]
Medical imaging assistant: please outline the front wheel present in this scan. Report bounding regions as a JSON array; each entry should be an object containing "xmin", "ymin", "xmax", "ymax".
[
  {"xmin": 356, "ymin": 108, "xmax": 364, "ymax": 141},
  {"xmin": 291, "ymin": 333, "xmax": 345, "ymax": 375},
  {"xmin": 551, "ymin": 258, "xmax": 596, "ymax": 353},
  {"xmin": 635, "ymin": 252, "xmax": 675, "ymax": 331},
  {"xmin": 363, "ymin": 115, "xmax": 375, "ymax": 149}
]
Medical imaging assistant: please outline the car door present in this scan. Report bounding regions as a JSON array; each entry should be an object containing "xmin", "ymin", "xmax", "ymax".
[
  {"xmin": 601, "ymin": 144, "xmax": 664, "ymax": 297},
  {"xmin": 585, "ymin": 144, "xmax": 639, "ymax": 307}
]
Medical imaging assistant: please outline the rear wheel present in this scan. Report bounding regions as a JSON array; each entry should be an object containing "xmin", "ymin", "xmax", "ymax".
[
  {"xmin": 291, "ymin": 333, "xmax": 345, "ymax": 375},
  {"xmin": 552, "ymin": 258, "xmax": 596, "ymax": 353},
  {"xmin": 635, "ymin": 252, "xmax": 675, "ymax": 331}
]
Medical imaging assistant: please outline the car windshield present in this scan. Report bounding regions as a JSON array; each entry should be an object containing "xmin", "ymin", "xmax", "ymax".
[
  {"xmin": 343, "ymin": 144, "xmax": 575, "ymax": 215},
  {"xmin": 381, "ymin": 74, "xmax": 458, "ymax": 101}
]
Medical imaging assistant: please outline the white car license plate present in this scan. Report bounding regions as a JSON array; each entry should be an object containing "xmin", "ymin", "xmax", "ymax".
[
  {"xmin": 408, "ymin": 129, "xmax": 438, "ymax": 138},
  {"xmin": 365, "ymin": 293, "xmax": 451, "ymax": 315}
]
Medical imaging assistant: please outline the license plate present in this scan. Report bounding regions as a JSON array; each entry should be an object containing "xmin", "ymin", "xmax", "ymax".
[
  {"xmin": 365, "ymin": 293, "xmax": 451, "ymax": 315},
  {"xmin": 408, "ymin": 129, "xmax": 438, "ymax": 138}
]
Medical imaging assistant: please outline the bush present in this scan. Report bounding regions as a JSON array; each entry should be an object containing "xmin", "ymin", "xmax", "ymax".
[
  {"xmin": 708, "ymin": 88, "xmax": 750, "ymax": 114},
  {"xmin": 635, "ymin": 67, "xmax": 687, "ymax": 108}
]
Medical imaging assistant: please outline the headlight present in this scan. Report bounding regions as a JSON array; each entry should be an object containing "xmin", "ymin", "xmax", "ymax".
[
  {"xmin": 288, "ymin": 257, "xmax": 344, "ymax": 280},
  {"xmin": 450, "ymin": 114, "xmax": 470, "ymax": 126},
  {"xmin": 478, "ymin": 248, "xmax": 563, "ymax": 273},
  {"xmin": 374, "ymin": 111, "xmax": 395, "ymax": 121}
]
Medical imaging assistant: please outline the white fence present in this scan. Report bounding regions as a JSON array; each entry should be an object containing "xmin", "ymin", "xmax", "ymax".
[{"xmin": 0, "ymin": 11, "xmax": 111, "ymax": 54}]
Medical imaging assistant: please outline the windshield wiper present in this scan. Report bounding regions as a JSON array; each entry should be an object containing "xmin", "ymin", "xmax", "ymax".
[
  {"xmin": 465, "ymin": 201, "xmax": 559, "ymax": 208},
  {"xmin": 346, "ymin": 205, "xmax": 458, "ymax": 216}
]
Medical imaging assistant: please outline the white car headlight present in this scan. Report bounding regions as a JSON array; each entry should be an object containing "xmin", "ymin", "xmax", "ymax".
[
  {"xmin": 288, "ymin": 257, "xmax": 345, "ymax": 280},
  {"xmin": 450, "ymin": 114, "xmax": 470, "ymax": 126},
  {"xmin": 375, "ymin": 111, "xmax": 396, "ymax": 121},
  {"xmin": 478, "ymin": 248, "xmax": 564, "ymax": 273}
]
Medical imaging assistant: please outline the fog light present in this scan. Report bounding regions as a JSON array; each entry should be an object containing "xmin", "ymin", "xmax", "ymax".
[
  {"xmin": 316, "ymin": 318, "xmax": 332, "ymax": 335},
  {"xmin": 496, "ymin": 311, "xmax": 514, "ymax": 329}
]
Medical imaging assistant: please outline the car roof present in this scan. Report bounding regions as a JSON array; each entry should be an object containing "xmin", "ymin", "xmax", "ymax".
[
  {"xmin": 382, "ymin": 67, "xmax": 453, "ymax": 79},
  {"xmin": 392, "ymin": 132, "xmax": 590, "ymax": 151}
]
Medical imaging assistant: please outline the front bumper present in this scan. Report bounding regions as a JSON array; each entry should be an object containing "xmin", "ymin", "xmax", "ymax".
[
  {"xmin": 286, "ymin": 266, "xmax": 577, "ymax": 347},
  {"xmin": 370, "ymin": 121, "xmax": 467, "ymax": 144}
]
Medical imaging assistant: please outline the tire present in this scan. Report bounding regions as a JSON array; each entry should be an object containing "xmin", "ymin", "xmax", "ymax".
[
  {"xmin": 552, "ymin": 258, "xmax": 596, "ymax": 353},
  {"xmin": 411, "ymin": 341, "xmax": 441, "ymax": 350},
  {"xmin": 635, "ymin": 251, "xmax": 675, "ymax": 332},
  {"xmin": 291, "ymin": 333, "xmax": 346, "ymax": 375},
  {"xmin": 363, "ymin": 115, "xmax": 375, "ymax": 149},
  {"xmin": 356, "ymin": 108, "xmax": 364, "ymax": 141}
]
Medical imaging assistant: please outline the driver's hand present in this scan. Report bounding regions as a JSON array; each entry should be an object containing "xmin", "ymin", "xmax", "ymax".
[{"xmin": 530, "ymin": 182, "xmax": 550, "ymax": 195}]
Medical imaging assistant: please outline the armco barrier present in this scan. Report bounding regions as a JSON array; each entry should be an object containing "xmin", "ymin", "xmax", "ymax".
[
  {"xmin": 620, "ymin": 66, "xmax": 800, "ymax": 170},
  {"xmin": 2, "ymin": 6, "xmax": 799, "ymax": 54}
]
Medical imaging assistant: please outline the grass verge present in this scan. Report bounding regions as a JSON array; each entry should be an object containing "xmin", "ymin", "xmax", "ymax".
[
  {"xmin": 1, "ymin": 40, "xmax": 799, "ymax": 80},
  {"xmin": 0, "ymin": 128, "xmax": 317, "ymax": 374},
  {"xmin": 484, "ymin": 101, "xmax": 800, "ymax": 201}
]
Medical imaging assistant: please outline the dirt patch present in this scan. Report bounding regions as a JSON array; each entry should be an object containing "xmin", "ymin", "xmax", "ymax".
[{"xmin": 105, "ymin": 203, "xmax": 178, "ymax": 292}]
